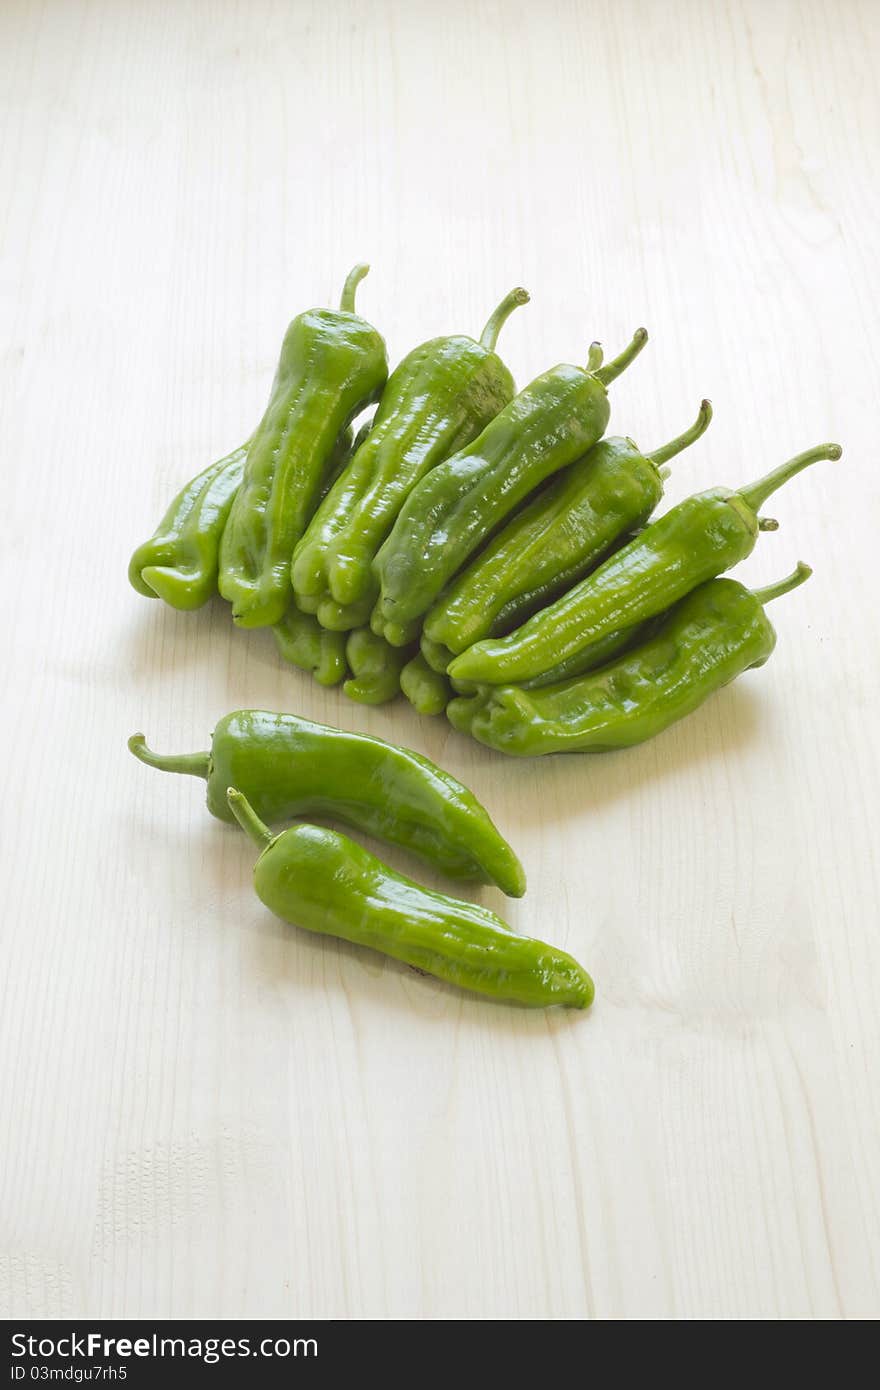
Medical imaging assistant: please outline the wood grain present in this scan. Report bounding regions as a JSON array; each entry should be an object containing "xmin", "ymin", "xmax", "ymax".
[{"xmin": 1, "ymin": 0, "xmax": 878, "ymax": 1319}]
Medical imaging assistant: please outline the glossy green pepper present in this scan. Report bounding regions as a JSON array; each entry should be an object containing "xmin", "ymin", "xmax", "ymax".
[
  {"xmin": 219, "ymin": 266, "xmax": 388, "ymax": 628},
  {"xmin": 268, "ymin": 423, "xmax": 367, "ymax": 684},
  {"xmin": 424, "ymin": 399, "xmax": 712, "ymax": 666},
  {"xmin": 227, "ymin": 789, "xmax": 590, "ymax": 1008},
  {"xmin": 131, "ymin": 422, "xmax": 360, "ymax": 613},
  {"xmin": 520, "ymin": 618, "xmax": 652, "ymax": 689},
  {"xmin": 128, "ymin": 441, "xmax": 249, "ymax": 609},
  {"xmin": 273, "ymin": 608, "xmax": 348, "ymax": 687},
  {"xmin": 372, "ymin": 327, "xmax": 648, "ymax": 646},
  {"xmin": 400, "ymin": 653, "xmax": 452, "ymax": 715},
  {"xmin": 422, "ymin": 523, "xmax": 651, "ymax": 686},
  {"xmin": 291, "ymin": 287, "xmax": 529, "ymax": 631},
  {"xmin": 449, "ymin": 442, "xmax": 841, "ymax": 686},
  {"xmin": 343, "ymin": 627, "xmax": 416, "ymax": 705},
  {"xmin": 448, "ymin": 564, "xmax": 812, "ymax": 756},
  {"xmin": 128, "ymin": 710, "xmax": 525, "ymax": 894},
  {"xmin": 446, "ymin": 618, "xmax": 657, "ymax": 699}
]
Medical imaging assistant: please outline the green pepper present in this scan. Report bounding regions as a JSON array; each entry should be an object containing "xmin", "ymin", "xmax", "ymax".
[
  {"xmin": 447, "ymin": 522, "xmax": 660, "ymax": 694},
  {"xmin": 226, "ymin": 789, "xmax": 590, "ymax": 1009},
  {"xmin": 372, "ymin": 327, "xmax": 648, "ymax": 646},
  {"xmin": 423, "ymin": 400, "xmax": 712, "ymax": 665},
  {"xmin": 131, "ymin": 419, "xmax": 360, "ymax": 613},
  {"xmin": 273, "ymin": 608, "xmax": 348, "ymax": 687},
  {"xmin": 289, "ymin": 418, "xmax": 369, "ymax": 619},
  {"xmin": 128, "ymin": 709, "xmax": 525, "ymax": 894},
  {"xmin": 343, "ymin": 628, "xmax": 415, "ymax": 704},
  {"xmin": 400, "ymin": 652, "xmax": 452, "ymax": 715},
  {"xmin": 449, "ymin": 619, "xmax": 651, "ymax": 698},
  {"xmin": 449, "ymin": 442, "xmax": 840, "ymax": 686},
  {"xmin": 520, "ymin": 619, "xmax": 653, "ymax": 689},
  {"xmin": 128, "ymin": 441, "xmax": 249, "ymax": 609},
  {"xmin": 448, "ymin": 564, "xmax": 812, "ymax": 756},
  {"xmin": 219, "ymin": 266, "xmax": 388, "ymax": 628},
  {"xmin": 291, "ymin": 287, "xmax": 529, "ymax": 631}
]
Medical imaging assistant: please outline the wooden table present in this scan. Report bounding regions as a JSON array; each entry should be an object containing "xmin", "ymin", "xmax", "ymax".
[{"xmin": 2, "ymin": 0, "xmax": 878, "ymax": 1320}]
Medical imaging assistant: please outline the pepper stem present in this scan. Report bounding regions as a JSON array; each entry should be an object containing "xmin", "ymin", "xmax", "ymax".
[
  {"xmin": 479, "ymin": 287, "xmax": 530, "ymax": 350},
  {"xmin": 648, "ymin": 399, "xmax": 713, "ymax": 467},
  {"xmin": 736, "ymin": 442, "xmax": 842, "ymax": 514},
  {"xmin": 586, "ymin": 341, "xmax": 604, "ymax": 372},
  {"xmin": 128, "ymin": 733, "xmax": 209, "ymax": 780},
  {"xmin": 340, "ymin": 263, "xmax": 370, "ymax": 312},
  {"xmin": 593, "ymin": 327, "xmax": 649, "ymax": 386},
  {"xmin": 751, "ymin": 561, "xmax": 813, "ymax": 606},
  {"xmin": 226, "ymin": 788, "xmax": 273, "ymax": 847}
]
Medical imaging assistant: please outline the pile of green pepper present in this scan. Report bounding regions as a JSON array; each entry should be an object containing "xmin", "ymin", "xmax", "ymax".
[
  {"xmin": 131, "ymin": 265, "xmax": 838, "ymax": 732},
  {"xmin": 129, "ymin": 266, "xmax": 841, "ymax": 1010}
]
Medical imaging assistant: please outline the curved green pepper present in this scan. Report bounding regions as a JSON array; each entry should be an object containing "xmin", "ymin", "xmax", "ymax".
[
  {"xmin": 448, "ymin": 564, "xmax": 812, "ymax": 755},
  {"xmin": 273, "ymin": 608, "xmax": 348, "ymax": 687},
  {"xmin": 423, "ymin": 522, "xmax": 651, "ymax": 686},
  {"xmin": 227, "ymin": 789, "xmax": 590, "ymax": 1008},
  {"xmin": 448, "ymin": 620, "xmax": 651, "ymax": 700},
  {"xmin": 372, "ymin": 327, "xmax": 648, "ymax": 646},
  {"xmin": 450, "ymin": 524, "xmax": 660, "ymax": 693},
  {"xmin": 449, "ymin": 442, "xmax": 841, "ymax": 686},
  {"xmin": 424, "ymin": 400, "xmax": 712, "ymax": 664},
  {"xmin": 131, "ymin": 421, "xmax": 359, "ymax": 612},
  {"xmin": 128, "ymin": 709, "xmax": 525, "ymax": 894},
  {"xmin": 219, "ymin": 266, "xmax": 388, "ymax": 628},
  {"xmin": 520, "ymin": 619, "xmax": 653, "ymax": 689},
  {"xmin": 128, "ymin": 442, "xmax": 249, "ymax": 609},
  {"xmin": 343, "ymin": 628, "xmax": 415, "ymax": 705},
  {"xmin": 291, "ymin": 287, "xmax": 529, "ymax": 631},
  {"xmin": 400, "ymin": 653, "xmax": 452, "ymax": 715}
]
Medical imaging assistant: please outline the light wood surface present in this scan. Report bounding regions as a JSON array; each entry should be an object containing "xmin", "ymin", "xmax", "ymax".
[{"xmin": 2, "ymin": 0, "xmax": 878, "ymax": 1321}]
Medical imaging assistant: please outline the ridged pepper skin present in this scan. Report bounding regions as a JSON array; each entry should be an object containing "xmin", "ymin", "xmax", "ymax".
[
  {"xmin": 372, "ymin": 328, "xmax": 648, "ymax": 646},
  {"xmin": 219, "ymin": 266, "xmax": 388, "ymax": 628},
  {"xmin": 296, "ymin": 590, "xmax": 374, "ymax": 631},
  {"xmin": 400, "ymin": 653, "xmax": 452, "ymax": 715},
  {"xmin": 128, "ymin": 442, "xmax": 249, "ymax": 609},
  {"xmin": 322, "ymin": 418, "xmax": 369, "ymax": 498},
  {"xmin": 128, "ymin": 709, "xmax": 525, "ymax": 894},
  {"xmin": 448, "ymin": 565, "xmax": 812, "ymax": 756},
  {"xmin": 424, "ymin": 400, "xmax": 712, "ymax": 665},
  {"xmin": 520, "ymin": 619, "xmax": 651, "ymax": 689},
  {"xmin": 291, "ymin": 287, "xmax": 529, "ymax": 631},
  {"xmin": 272, "ymin": 608, "xmax": 348, "ymax": 687},
  {"xmin": 449, "ymin": 620, "xmax": 651, "ymax": 700},
  {"xmin": 343, "ymin": 628, "xmax": 415, "ymax": 705},
  {"xmin": 130, "ymin": 417, "xmax": 359, "ymax": 614},
  {"xmin": 421, "ymin": 526, "xmax": 650, "ymax": 686},
  {"xmin": 449, "ymin": 442, "xmax": 841, "ymax": 687},
  {"xmin": 227, "ymin": 790, "xmax": 590, "ymax": 1009}
]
